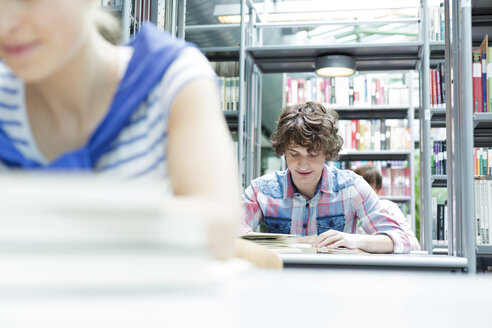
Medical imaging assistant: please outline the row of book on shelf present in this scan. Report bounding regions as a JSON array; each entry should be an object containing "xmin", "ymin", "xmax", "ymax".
[
  {"xmin": 475, "ymin": 176, "xmax": 492, "ymax": 245},
  {"xmin": 210, "ymin": 61, "xmax": 240, "ymax": 112},
  {"xmin": 432, "ymin": 140, "xmax": 447, "ymax": 175},
  {"xmin": 285, "ymin": 75, "xmax": 409, "ymax": 107},
  {"xmin": 432, "ymin": 141, "xmax": 491, "ymax": 176},
  {"xmin": 433, "ymin": 174, "xmax": 492, "ymax": 246},
  {"xmin": 474, "ymin": 147, "xmax": 492, "ymax": 176},
  {"xmin": 431, "ymin": 197, "xmax": 447, "ymax": 245},
  {"xmin": 429, "ymin": 63, "xmax": 446, "ymax": 107},
  {"xmin": 337, "ymin": 119, "xmax": 411, "ymax": 152},
  {"xmin": 472, "ymin": 35, "xmax": 492, "ymax": 113},
  {"xmin": 330, "ymin": 160, "xmax": 411, "ymax": 198},
  {"xmin": 429, "ymin": 2, "xmax": 445, "ymax": 42},
  {"xmin": 217, "ymin": 76, "xmax": 239, "ymax": 111}
]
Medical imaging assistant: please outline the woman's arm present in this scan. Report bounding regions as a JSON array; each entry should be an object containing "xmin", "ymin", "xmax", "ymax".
[{"xmin": 167, "ymin": 77, "xmax": 241, "ymax": 259}]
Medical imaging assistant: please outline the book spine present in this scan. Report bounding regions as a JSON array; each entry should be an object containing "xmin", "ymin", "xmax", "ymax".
[
  {"xmin": 475, "ymin": 179, "xmax": 481, "ymax": 244},
  {"xmin": 349, "ymin": 78, "xmax": 354, "ymax": 106},
  {"xmin": 351, "ymin": 120, "xmax": 358, "ymax": 150},
  {"xmin": 473, "ymin": 50, "xmax": 483, "ymax": 113},
  {"xmin": 432, "ymin": 69, "xmax": 438, "ymax": 106},
  {"xmin": 488, "ymin": 180, "xmax": 492, "ymax": 244},
  {"xmin": 440, "ymin": 63, "xmax": 446, "ymax": 104},
  {"xmin": 436, "ymin": 66, "xmax": 442, "ymax": 105},
  {"xmin": 437, "ymin": 204, "xmax": 444, "ymax": 241},
  {"xmin": 432, "ymin": 196, "xmax": 437, "ymax": 241},
  {"xmin": 483, "ymin": 52, "xmax": 488, "ymax": 112},
  {"xmin": 488, "ymin": 47, "xmax": 492, "ymax": 112},
  {"xmin": 330, "ymin": 77, "xmax": 336, "ymax": 104}
]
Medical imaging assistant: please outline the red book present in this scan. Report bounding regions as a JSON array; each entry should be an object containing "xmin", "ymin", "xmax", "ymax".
[
  {"xmin": 286, "ymin": 77, "xmax": 292, "ymax": 105},
  {"xmin": 404, "ymin": 167, "xmax": 411, "ymax": 196},
  {"xmin": 375, "ymin": 79, "xmax": 381, "ymax": 105},
  {"xmin": 297, "ymin": 78, "xmax": 306, "ymax": 103},
  {"xmin": 351, "ymin": 120, "xmax": 358, "ymax": 150},
  {"xmin": 472, "ymin": 50, "xmax": 483, "ymax": 113},
  {"xmin": 430, "ymin": 69, "xmax": 436, "ymax": 106}
]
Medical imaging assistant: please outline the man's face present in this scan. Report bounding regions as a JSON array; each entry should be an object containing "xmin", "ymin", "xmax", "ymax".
[{"xmin": 284, "ymin": 145, "xmax": 326, "ymax": 193}]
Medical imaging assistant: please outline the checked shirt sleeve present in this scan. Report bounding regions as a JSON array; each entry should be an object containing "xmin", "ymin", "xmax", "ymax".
[
  {"xmin": 351, "ymin": 177, "xmax": 411, "ymax": 254},
  {"xmin": 240, "ymin": 182, "xmax": 264, "ymax": 234}
]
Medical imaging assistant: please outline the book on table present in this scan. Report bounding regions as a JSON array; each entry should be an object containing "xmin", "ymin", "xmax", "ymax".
[{"xmin": 240, "ymin": 232, "xmax": 366, "ymax": 254}]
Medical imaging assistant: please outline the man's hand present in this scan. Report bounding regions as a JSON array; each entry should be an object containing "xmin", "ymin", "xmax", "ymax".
[{"xmin": 311, "ymin": 230, "xmax": 359, "ymax": 249}]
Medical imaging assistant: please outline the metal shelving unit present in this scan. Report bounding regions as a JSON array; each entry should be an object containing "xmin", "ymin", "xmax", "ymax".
[
  {"xmin": 471, "ymin": 0, "xmax": 492, "ymax": 268},
  {"xmin": 338, "ymin": 150, "xmax": 412, "ymax": 161},
  {"xmin": 240, "ymin": 0, "xmax": 419, "ymax": 223},
  {"xmin": 430, "ymin": 107, "xmax": 447, "ymax": 127},
  {"xmin": 333, "ymin": 105, "xmax": 411, "ymax": 120},
  {"xmin": 246, "ymin": 43, "xmax": 423, "ymax": 73},
  {"xmin": 178, "ymin": 2, "xmax": 262, "ymax": 189},
  {"xmin": 424, "ymin": 0, "xmax": 492, "ymax": 273},
  {"xmin": 474, "ymin": 112, "xmax": 492, "ymax": 147},
  {"xmin": 431, "ymin": 175, "xmax": 447, "ymax": 187},
  {"xmin": 380, "ymin": 196, "xmax": 412, "ymax": 203},
  {"xmin": 224, "ymin": 111, "xmax": 239, "ymax": 131},
  {"xmin": 423, "ymin": 0, "xmax": 492, "ymax": 272},
  {"xmin": 170, "ymin": 0, "xmax": 489, "ymax": 271}
]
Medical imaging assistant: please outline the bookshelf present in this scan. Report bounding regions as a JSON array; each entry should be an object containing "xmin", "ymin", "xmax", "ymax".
[
  {"xmin": 238, "ymin": 2, "xmax": 419, "ymax": 223},
  {"xmin": 182, "ymin": 0, "xmax": 421, "ymax": 223},
  {"xmin": 247, "ymin": 43, "xmax": 422, "ymax": 73},
  {"xmin": 101, "ymin": 0, "xmax": 166, "ymax": 43},
  {"xmin": 426, "ymin": 0, "xmax": 492, "ymax": 272},
  {"xmin": 183, "ymin": 0, "xmax": 483, "ymax": 255},
  {"xmin": 277, "ymin": 59, "xmax": 416, "ymax": 217},
  {"xmin": 164, "ymin": 0, "xmax": 492, "ymax": 270},
  {"xmin": 182, "ymin": 9, "xmax": 261, "ymax": 188}
]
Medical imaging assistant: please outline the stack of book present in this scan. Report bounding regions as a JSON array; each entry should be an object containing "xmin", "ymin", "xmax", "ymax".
[{"xmin": 0, "ymin": 174, "xmax": 216, "ymax": 291}]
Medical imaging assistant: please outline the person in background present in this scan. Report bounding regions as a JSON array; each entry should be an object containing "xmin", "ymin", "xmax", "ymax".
[
  {"xmin": 353, "ymin": 164, "xmax": 421, "ymax": 251},
  {"xmin": 0, "ymin": 0, "xmax": 240, "ymax": 259},
  {"xmin": 241, "ymin": 102, "xmax": 411, "ymax": 254}
]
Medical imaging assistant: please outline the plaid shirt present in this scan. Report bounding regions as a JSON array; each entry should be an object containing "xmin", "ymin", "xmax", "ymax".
[{"xmin": 241, "ymin": 165, "xmax": 410, "ymax": 253}]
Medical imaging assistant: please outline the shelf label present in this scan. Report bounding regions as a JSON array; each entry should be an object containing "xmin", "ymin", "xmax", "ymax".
[{"xmin": 425, "ymin": 109, "xmax": 431, "ymax": 121}]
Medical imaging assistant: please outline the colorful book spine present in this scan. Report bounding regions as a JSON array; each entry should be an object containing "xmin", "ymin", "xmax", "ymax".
[{"xmin": 473, "ymin": 50, "xmax": 483, "ymax": 113}]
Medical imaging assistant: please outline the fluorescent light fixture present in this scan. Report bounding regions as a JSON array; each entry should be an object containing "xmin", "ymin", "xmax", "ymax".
[
  {"xmin": 213, "ymin": 1, "xmax": 418, "ymax": 24},
  {"xmin": 217, "ymin": 15, "xmax": 250, "ymax": 24},
  {"xmin": 315, "ymin": 54, "xmax": 356, "ymax": 77}
]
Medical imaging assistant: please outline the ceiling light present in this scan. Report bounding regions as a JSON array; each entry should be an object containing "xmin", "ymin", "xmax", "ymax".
[{"xmin": 315, "ymin": 54, "xmax": 356, "ymax": 77}]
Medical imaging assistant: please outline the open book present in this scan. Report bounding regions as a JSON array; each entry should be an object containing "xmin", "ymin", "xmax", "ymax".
[{"xmin": 240, "ymin": 232, "xmax": 366, "ymax": 254}]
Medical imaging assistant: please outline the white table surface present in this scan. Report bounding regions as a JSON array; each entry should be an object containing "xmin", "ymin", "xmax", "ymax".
[{"xmin": 1, "ymin": 257, "xmax": 491, "ymax": 328}]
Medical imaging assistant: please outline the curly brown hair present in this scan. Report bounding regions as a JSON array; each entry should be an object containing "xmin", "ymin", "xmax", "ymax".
[{"xmin": 271, "ymin": 102, "xmax": 343, "ymax": 160}]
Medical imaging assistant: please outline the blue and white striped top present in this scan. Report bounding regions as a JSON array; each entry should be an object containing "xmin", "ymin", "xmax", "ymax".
[{"xmin": 0, "ymin": 24, "xmax": 216, "ymax": 189}]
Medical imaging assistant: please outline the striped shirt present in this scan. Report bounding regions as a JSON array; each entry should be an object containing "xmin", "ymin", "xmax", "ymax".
[
  {"xmin": 0, "ymin": 24, "xmax": 216, "ymax": 192},
  {"xmin": 241, "ymin": 164, "xmax": 410, "ymax": 253}
]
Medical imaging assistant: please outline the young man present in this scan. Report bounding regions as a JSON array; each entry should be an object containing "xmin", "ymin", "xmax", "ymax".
[
  {"xmin": 241, "ymin": 102, "xmax": 410, "ymax": 254},
  {"xmin": 354, "ymin": 164, "xmax": 421, "ymax": 251}
]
